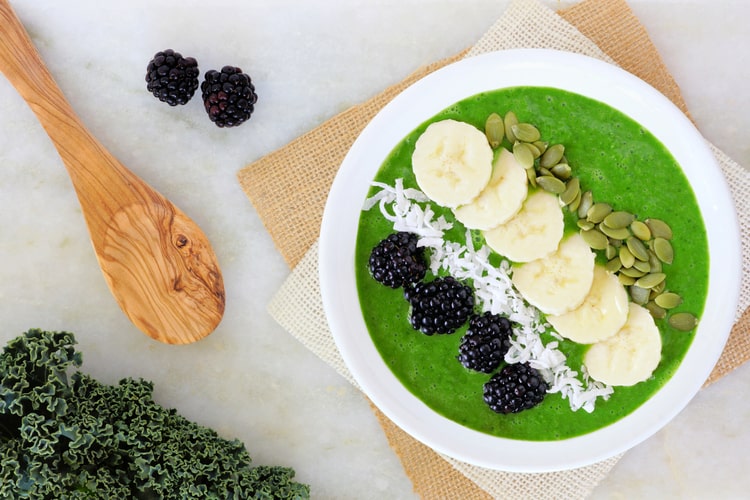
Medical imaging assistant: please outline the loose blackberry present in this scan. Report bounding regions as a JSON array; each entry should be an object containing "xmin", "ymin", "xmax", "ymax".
[
  {"xmin": 201, "ymin": 66, "xmax": 258, "ymax": 127},
  {"xmin": 457, "ymin": 312, "xmax": 513, "ymax": 373},
  {"xmin": 145, "ymin": 49, "xmax": 200, "ymax": 106},
  {"xmin": 483, "ymin": 363, "xmax": 548, "ymax": 414},
  {"xmin": 404, "ymin": 276, "xmax": 474, "ymax": 335},
  {"xmin": 369, "ymin": 232, "xmax": 427, "ymax": 288}
]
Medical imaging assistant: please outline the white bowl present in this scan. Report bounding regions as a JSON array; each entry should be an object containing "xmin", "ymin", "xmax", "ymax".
[{"xmin": 318, "ymin": 49, "xmax": 741, "ymax": 471}]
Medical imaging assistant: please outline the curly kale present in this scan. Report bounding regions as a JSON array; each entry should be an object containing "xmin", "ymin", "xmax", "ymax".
[{"xmin": 0, "ymin": 329, "xmax": 310, "ymax": 499}]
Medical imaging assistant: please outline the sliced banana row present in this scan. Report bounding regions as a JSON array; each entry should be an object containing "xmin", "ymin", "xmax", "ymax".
[{"xmin": 410, "ymin": 118, "xmax": 663, "ymax": 387}]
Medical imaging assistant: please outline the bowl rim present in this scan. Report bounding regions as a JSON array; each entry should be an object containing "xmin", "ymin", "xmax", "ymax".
[{"xmin": 319, "ymin": 48, "xmax": 741, "ymax": 472}]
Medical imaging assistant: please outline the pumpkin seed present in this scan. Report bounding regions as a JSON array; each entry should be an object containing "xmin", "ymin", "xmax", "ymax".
[
  {"xmin": 536, "ymin": 175, "xmax": 566, "ymax": 194},
  {"xmin": 618, "ymin": 273, "xmax": 636, "ymax": 286},
  {"xmin": 653, "ymin": 237, "xmax": 674, "ymax": 264},
  {"xmin": 586, "ymin": 203, "xmax": 612, "ymax": 223},
  {"xmin": 577, "ymin": 220, "xmax": 595, "ymax": 231},
  {"xmin": 654, "ymin": 292, "xmax": 683, "ymax": 309},
  {"xmin": 633, "ymin": 258, "xmax": 651, "ymax": 273},
  {"xmin": 619, "ymin": 246, "xmax": 635, "ymax": 268},
  {"xmin": 484, "ymin": 113, "xmax": 504, "ymax": 148},
  {"xmin": 645, "ymin": 301, "xmax": 667, "ymax": 320},
  {"xmin": 603, "ymin": 210, "xmax": 635, "ymax": 229},
  {"xmin": 533, "ymin": 140, "xmax": 548, "ymax": 155},
  {"xmin": 630, "ymin": 220, "xmax": 651, "ymax": 241},
  {"xmin": 648, "ymin": 250, "xmax": 663, "ymax": 273},
  {"xmin": 605, "ymin": 244, "xmax": 618, "ymax": 260},
  {"xmin": 538, "ymin": 166, "xmax": 552, "ymax": 177},
  {"xmin": 645, "ymin": 218, "xmax": 673, "ymax": 240},
  {"xmin": 560, "ymin": 177, "xmax": 580, "ymax": 205},
  {"xmin": 550, "ymin": 163, "xmax": 572, "ymax": 180},
  {"xmin": 606, "ymin": 256, "xmax": 622, "ymax": 273},
  {"xmin": 540, "ymin": 143, "xmax": 565, "ymax": 168},
  {"xmin": 504, "ymin": 111, "xmax": 519, "ymax": 143},
  {"xmin": 568, "ymin": 189, "xmax": 582, "ymax": 213},
  {"xmin": 609, "ymin": 238, "xmax": 622, "ymax": 248},
  {"xmin": 668, "ymin": 312, "xmax": 698, "ymax": 331},
  {"xmin": 512, "ymin": 123, "xmax": 541, "ymax": 143},
  {"xmin": 526, "ymin": 142, "xmax": 542, "ymax": 159},
  {"xmin": 581, "ymin": 228, "xmax": 609, "ymax": 250},
  {"xmin": 634, "ymin": 272, "xmax": 666, "ymax": 289},
  {"xmin": 629, "ymin": 285, "xmax": 650, "ymax": 305},
  {"xmin": 620, "ymin": 266, "xmax": 646, "ymax": 278},
  {"xmin": 526, "ymin": 167, "xmax": 537, "ymax": 187},
  {"xmin": 599, "ymin": 223, "xmax": 631, "ymax": 240},
  {"xmin": 577, "ymin": 191, "xmax": 593, "ymax": 219},
  {"xmin": 513, "ymin": 142, "xmax": 535, "ymax": 169},
  {"xmin": 626, "ymin": 236, "xmax": 650, "ymax": 262}
]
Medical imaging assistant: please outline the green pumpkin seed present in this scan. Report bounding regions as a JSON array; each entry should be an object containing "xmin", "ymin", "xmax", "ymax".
[
  {"xmin": 538, "ymin": 166, "xmax": 552, "ymax": 177},
  {"xmin": 568, "ymin": 189, "xmax": 582, "ymax": 213},
  {"xmin": 581, "ymin": 228, "xmax": 609, "ymax": 250},
  {"xmin": 603, "ymin": 211, "xmax": 635, "ymax": 229},
  {"xmin": 526, "ymin": 167, "xmax": 537, "ymax": 187},
  {"xmin": 586, "ymin": 203, "xmax": 612, "ymax": 224},
  {"xmin": 634, "ymin": 272, "xmax": 667, "ymax": 289},
  {"xmin": 648, "ymin": 250, "xmax": 663, "ymax": 273},
  {"xmin": 513, "ymin": 142, "xmax": 535, "ymax": 170},
  {"xmin": 526, "ymin": 142, "xmax": 542, "ymax": 159},
  {"xmin": 633, "ymin": 258, "xmax": 651, "ymax": 273},
  {"xmin": 532, "ymin": 140, "xmax": 548, "ymax": 155},
  {"xmin": 606, "ymin": 256, "xmax": 622, "ymax": 273},
  {"xmin": 629, "ymin": 285, "xmax": 650, "ymax": 305},
  {"xmin": 536, "ymin": 175, "xmax": 566, "ymax": 194},
  {"xmin": 609, "ymin": 238, "xmax": 622, "ymax": 248},
  {"xmin": 577, "ymin": 191, "xmax": 593, "ymax": 219},
  {"xmin": 618, "ymin": 273, "xmax": 636, "ymax": 286},
  {"xmin": 577, "ymin": 219, "xmax": 595, "ymax": 231},
  {"xmin": 620, "ymin": 266, "xmax": 646, "ymax": 278},
  {"xmin": 504, "ymin": 111, "xmax": 519, "ymax": 143},
  {"xmin": 512, "ymin": 123, "xmax": 541, "ymax": 143},
  {"xmin": 619, "ymin": 246, "xmax": 635, "ymax": 268},
  {"xmin": 645, "ymin": 301, "xmax": 667, "ymax": 320},
  {"xmin": 605, "ymin": 244, "xmax": 618, "ymax": 260},
  {"xmin": 540, "ymin": 144, "xmax": 565, "ymax": 168},
  {"xmin": 630, "ymin": 220, "xmax": 651, "ymax": 241},
  {"xmin": 626, "ymin": 236, "xmax": 650, "ymax": 262},
  {"xmin": 484, "ymin": 113, "xmax": 504, "ymax": 149},
  {"xmin": 668, "ymin": 312, "xmax": 698, "ymax": 332},
  {"xmin": 550, "ymin": 163, "xmax": 572, "ymax": 180},
  {"xmin": 653, "ymin": 237, "xmax": 674, "ymax": 264},
  {"xmin": 645, "ymin": 218, "xmax": 673, "ymax": 240},
  {"xmin": 654, "ymin": 292, "xmax": 683, "ymax": 309},
  {"xmin": 560, "ymin": 177, "xmax": 580, "ymax": 205},
  {"xmin": 599, "ymin": 223, "xmax": 631, "ymax": 240}
]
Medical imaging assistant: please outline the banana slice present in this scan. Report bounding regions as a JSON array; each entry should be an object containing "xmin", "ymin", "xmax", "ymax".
[
  {"xmin": 511, "ymin": 233, "xmax": 595, "ymax": 315},
  {"xmin": 411, "ymin": 119, "xmax": 494, "ymax": 208},
  {"xmin": 584, "ymin": 302, "xmax": 662, "ymax": 386},
  {"xmin": 452, "ymin": 148, "xmax": 528, "ymax": 230},
  {"xmin": 482, "ymin": 190, "xmax": 564, "ymax": 263},
  {"xmin": 547, "ymin": 265, "xmax": 629, "ymax": 344}
]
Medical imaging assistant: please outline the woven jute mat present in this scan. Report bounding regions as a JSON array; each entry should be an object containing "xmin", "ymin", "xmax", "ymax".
[{"xmin": 238, "ymin": 0, "xmax": 750, "ymax": 497}]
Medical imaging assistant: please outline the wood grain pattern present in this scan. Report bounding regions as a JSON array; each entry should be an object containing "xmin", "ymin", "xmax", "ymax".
[{"xmin": 0, "ymin": 0, "xmax": 225, "ymax": 344}]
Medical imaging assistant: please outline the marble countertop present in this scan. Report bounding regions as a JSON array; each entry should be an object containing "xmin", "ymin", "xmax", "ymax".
[{"xmin": 1, "ymin": 0, "xmax": 748, "ymax": 498}]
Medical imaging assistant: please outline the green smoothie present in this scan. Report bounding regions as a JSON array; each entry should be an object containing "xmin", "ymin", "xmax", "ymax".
[{"xmin": 355, "ymin": 86, "xmax": 708, "ymax": 441}]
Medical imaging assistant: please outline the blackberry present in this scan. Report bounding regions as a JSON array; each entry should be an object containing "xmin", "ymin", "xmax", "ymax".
[
  {"xmin": 404, "ymin": 276, "xmax": 474, "ymax": 335},
  {"xmin": 145, "ymin": 49, "xmax": 200, "ymax": 106},
  {"xmin": 457, "ymin": 312, "xmax": 513, "ymax": 373},
  {"xmin": 369, "ymin": 232, "xmax": 427, "ymax": 288},
  {"xmin": 483, "ymin": 363, "xmax": 548, "ymax": 414},
  {"xmin": 201, "ymin": 66, "xmax": 258, "ymax": 127}
]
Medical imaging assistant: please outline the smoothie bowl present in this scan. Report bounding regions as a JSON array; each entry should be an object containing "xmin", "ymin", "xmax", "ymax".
[{"xmin": 319, "ymin": 49, "xmax": 741, "ymax": 471}]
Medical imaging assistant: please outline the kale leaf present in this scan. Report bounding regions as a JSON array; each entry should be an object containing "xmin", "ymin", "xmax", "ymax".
[{"xmin": 0, "ymin": 329, "xmax": 310, "ymax": 499}]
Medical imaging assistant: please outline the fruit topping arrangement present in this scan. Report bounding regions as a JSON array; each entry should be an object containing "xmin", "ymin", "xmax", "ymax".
[
  {"xmin": 145, "ymin": 49, "xmax": 258, "ymax": 128},
  {"xmin": 364, "ymin": 111, "xmax": 700, "ymax": 415}
]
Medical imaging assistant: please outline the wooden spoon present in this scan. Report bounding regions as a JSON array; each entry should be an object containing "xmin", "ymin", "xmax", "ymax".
[{"xmin": 0, "ymin": 0, "xmax": 225, "ymax": 344}]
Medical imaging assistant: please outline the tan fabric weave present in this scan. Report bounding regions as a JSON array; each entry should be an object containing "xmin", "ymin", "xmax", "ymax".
[{"xmin": 239, "ymin": 0, "xmax": 750, "ymax": 497}]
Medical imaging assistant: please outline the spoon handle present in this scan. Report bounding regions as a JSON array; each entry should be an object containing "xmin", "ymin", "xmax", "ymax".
[{"xmin": 0, "ymin": 0, "xmax": 143, "ymax": 232}]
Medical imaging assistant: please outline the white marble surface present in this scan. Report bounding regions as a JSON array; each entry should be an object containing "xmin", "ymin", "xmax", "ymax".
[{"xmin": 1, "ymin": 0, "xmax": 748, "ymax": 498}]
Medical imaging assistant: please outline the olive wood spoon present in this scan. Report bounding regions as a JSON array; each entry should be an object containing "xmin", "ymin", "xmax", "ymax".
[{"xmin": 0, "ymin": 0, "xmax": 225, "ymax": 344}]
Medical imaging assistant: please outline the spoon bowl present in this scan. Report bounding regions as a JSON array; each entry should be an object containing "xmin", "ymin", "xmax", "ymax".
[{"xmin": 0, "ymin": 0, "xmax": 225, "ymax": 344}]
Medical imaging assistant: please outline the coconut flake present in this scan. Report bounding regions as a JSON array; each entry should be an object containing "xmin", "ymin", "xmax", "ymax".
[{"xmin": 362, "ymin": 179, "xmax": 613, "ymax": 412}]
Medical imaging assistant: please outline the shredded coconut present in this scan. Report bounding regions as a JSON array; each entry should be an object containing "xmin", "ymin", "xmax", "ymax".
[{"xmin": 363, "ymin": 179, "xmax": 613, "ymax": 412}]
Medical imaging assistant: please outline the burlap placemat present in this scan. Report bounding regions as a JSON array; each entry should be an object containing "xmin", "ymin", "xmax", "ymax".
[{"xmin": 238, "ymin": 0, "xmax": 750, "ymax": 497}]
